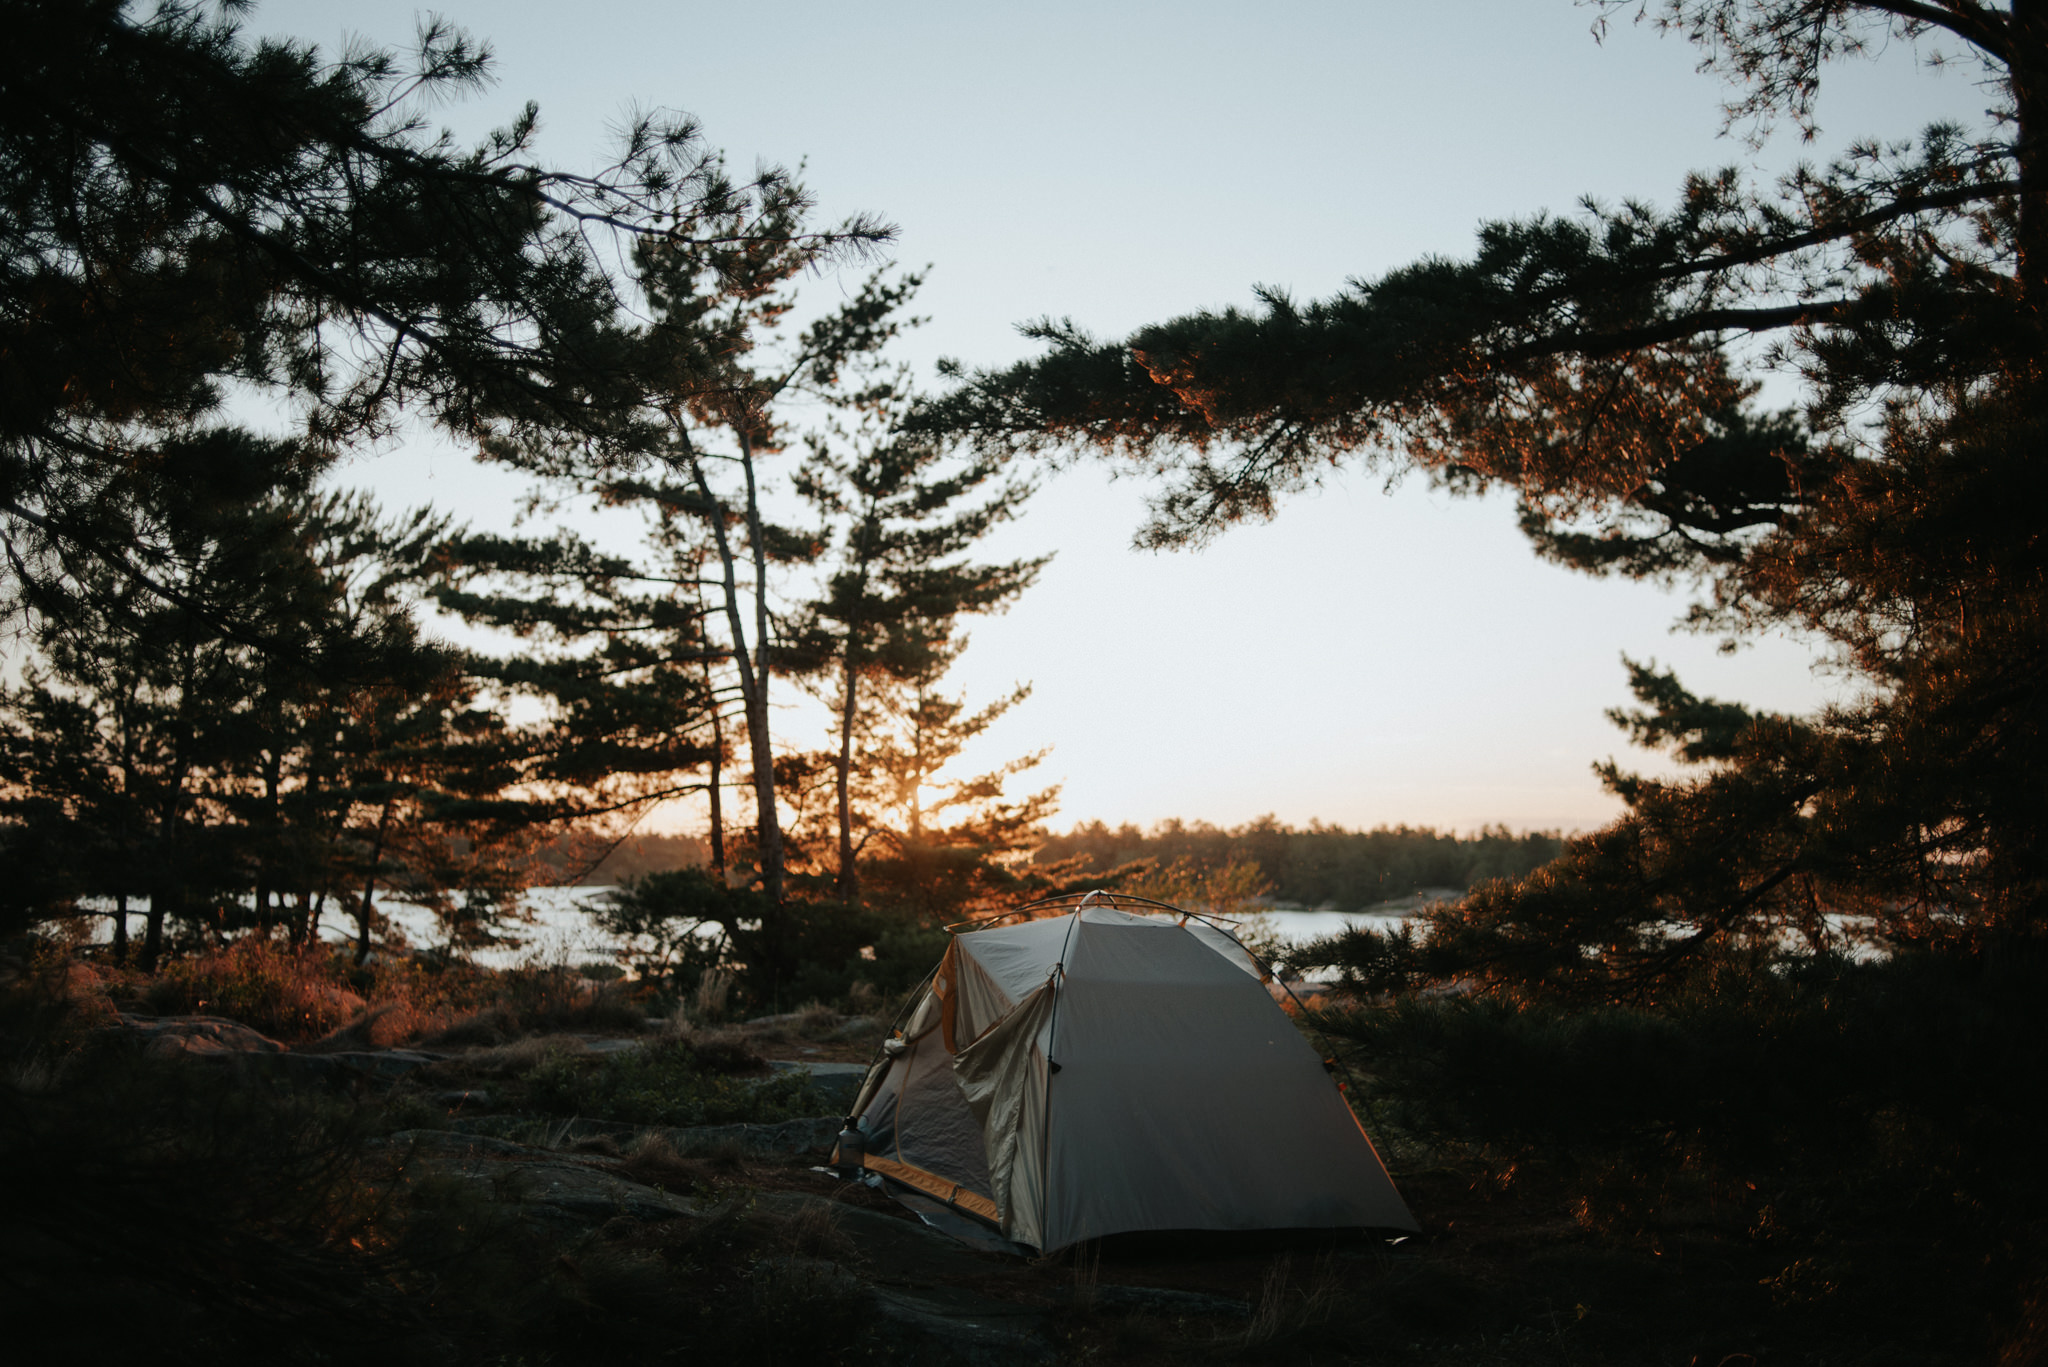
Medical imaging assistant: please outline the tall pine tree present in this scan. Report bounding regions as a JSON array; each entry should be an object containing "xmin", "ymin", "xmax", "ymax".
[{"xmin": 790, "ymin": 355, "xmax": 1045, "ymax": 902}]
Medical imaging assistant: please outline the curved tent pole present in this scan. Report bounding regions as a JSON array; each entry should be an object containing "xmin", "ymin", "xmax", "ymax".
[{"xmin": 944, "ymin": 887, "xmax": 1238, "ymax": 933}]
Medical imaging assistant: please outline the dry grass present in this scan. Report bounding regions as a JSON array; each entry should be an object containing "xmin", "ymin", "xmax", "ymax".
[
  {"xmin": 423, "ymin": 1034, "xmax": 579, "ymax": 1078},
  {"xmin": 1241, "ymin": 1255, "xmax": 1342, "ymax": 1350},
  {"xmin": 693, "ymin": 967, "xmax": 734, "ymax": 1021},
  {"xmin": 140, "ymin": 940, "xmax": 370, "ymax": 1042},
  {"xmin": 1071, "ymin": 1240, "xmax": 1102, "ymax": 1312},
  {"xmin": 619, "ymin": 1132, "xmax": 720, "ymax": 1193},
  {"xmin": 773, "ymin": 1199, "xmax": 856, "ymax": 1262},
  {"xmin": 419, "ymin": 1005, "xmax": 520, "ymax": 1049}
]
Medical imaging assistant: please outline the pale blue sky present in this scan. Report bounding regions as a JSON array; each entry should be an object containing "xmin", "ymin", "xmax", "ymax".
[{"xmin": 252, "ymin": 1, "xmax": 1992, "ymax": 833}]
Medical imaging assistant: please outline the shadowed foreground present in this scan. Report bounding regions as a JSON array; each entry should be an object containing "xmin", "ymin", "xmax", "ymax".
[{"xmin": 2, "ymin": 940, "xmax": 2041, "ymax": 1365}]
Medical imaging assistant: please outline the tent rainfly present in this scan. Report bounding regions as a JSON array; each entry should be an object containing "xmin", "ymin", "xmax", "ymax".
[{"xmin": 837, "ymin": 895, "xmax": 1419, "ymax": 1251}]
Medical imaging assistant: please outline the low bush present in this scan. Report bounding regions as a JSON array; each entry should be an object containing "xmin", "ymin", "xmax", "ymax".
[
  {"xmin": 492, "ymin": 962, "xmax": 649, "ymax": 1034},
  {"xmin": 139, "ymin": 939, "xmax": 370, "ymax": 1041},
  {"xmin": 599, "ymin": 870, "xmax": 948, "ymax": 1014},
  {"xmin": 115, "ymin": 936, "xmax": 650, "ymax": 1048},
  {"xmin": 1321, "ymin": 948, "xmax": 2048, "ymax": 1359}
]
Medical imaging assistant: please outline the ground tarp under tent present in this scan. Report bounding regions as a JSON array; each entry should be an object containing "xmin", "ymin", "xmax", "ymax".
[{"xmin": 838, "ymin": 894, "xmax": 1419, "ymax": 1252}]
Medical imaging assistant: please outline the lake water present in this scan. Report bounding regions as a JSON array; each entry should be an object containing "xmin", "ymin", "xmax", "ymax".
[
  {"xmin": 69, "ymin": 890, "xmax": 1880, "ymax": 970},
  {"xmin": 72, "ymin": 889, "xmax": 1415, "ymax": 971}
]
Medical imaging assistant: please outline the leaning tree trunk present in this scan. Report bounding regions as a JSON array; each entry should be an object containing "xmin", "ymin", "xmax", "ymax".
[
  {"xmin": 686, "ymin": 435, "xmax": 786, "ymax": 906},
  {"xmin": 737, "ymin": 432, "xmax": 787, "ymax": 905}
]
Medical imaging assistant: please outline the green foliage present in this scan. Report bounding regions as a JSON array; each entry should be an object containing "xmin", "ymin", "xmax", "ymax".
[
  {"xmin": 2, "ymin": 0, "xmax": 856, "ymax": 633},
  {"xmin": 432, "ymin": 521, "xmax": 723, "ymax": 846},
  {"xmin": 771, "ymin": 902, "xmax": 952, "ymax": 1007},
  {"xmin": 525, "ymin": 1038, "xmax": 826, "ymax": 1128},
  {"xmin": 787, "ymin": 344, "xmax": 1049, "ymax": 901},
  {"xmin": 0, "ymin": 475, "xmax": 560, "ymax": 964},
  {"xmin": 488, "ymin": 963, "xmax": 651, "ymax": 1037},
  {"xmin": 842, "ymin": 675, "xmax": 1066, "ymax": 921},
  {"xmin": 0, "ymin": 0, "xmax": 898, "ymax": 960},
  {"xmin": 595, "ymin": 867, "xmax": 758, "ymax": 991}
]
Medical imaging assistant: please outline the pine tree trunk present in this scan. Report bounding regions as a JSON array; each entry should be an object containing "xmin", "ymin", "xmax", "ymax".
[
  {"xmin": 738, "ymin": 433, "xmax": 786, "ymax": 904},
  {"xmin": 706, "ymin": 692, "xmax": 726, "ymax": 879},
  {"xmin": 834, "ymin": 504, "xmax": 879, "ymax": 905},
  {"xmin": 835, "ymin": 657, "xmax": 861, "ymax": 904},
  {"xmin": 255, "ymin": 746, "xmax": 282, "ymax": 937},
  {"xmin": 143, "ymin": 780, "xmax": 183, "ymax": 971},
  {"xmin": 111, "ymin": 891, "xmax": 128, "ymax": 965},
  {"xmin": 142, "ymin": 883, "xmax": 168, "ymax": 971},
  {"xmin": 355, "ymin": 794, "xmax": 395, "ymax": 966},
  {"xmin": 686, "ymin": 437, "xmax": 785, "ymax": 905}
]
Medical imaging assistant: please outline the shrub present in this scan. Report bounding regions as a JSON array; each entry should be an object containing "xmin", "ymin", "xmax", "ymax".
[
  {"xmin": 493, "ymin": 962, "xmax": 648, "ymax": 1034},
  {"xmin": 0, "ymin": 1044, "xmax": 414, "ymax": 1365},
  {"xmin": 598, "ymin": 871, "xmax": 948, "ymax": 1013},
  {"xmin": 140, "ymin": 940, "xmax": 368, "ymax": 1042},
  {"xmin": 1320, "ymin": 949, "xmax": 2048, "ymax": 1356}
]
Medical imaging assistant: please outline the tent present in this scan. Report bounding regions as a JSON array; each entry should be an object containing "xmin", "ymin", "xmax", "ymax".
[{"xmin": 837, "ymin": 893, "xmax": 1419, "ymax": 1251}]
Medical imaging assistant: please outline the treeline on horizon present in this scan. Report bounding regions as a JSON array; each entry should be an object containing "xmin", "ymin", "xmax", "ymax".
[
  {"xmin": 545, "ymin": 819, "xmax": 1564, "ymax": 912},
  {"xmin": 1033, "ymin": 818, "xmax": 1565, "ymax": 911}
]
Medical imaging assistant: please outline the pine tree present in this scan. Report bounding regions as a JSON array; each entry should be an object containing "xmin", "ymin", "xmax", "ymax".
[
  {"xmin": 929, "ymin": 1, "xmax": 2048, "ymax": 990},
  {"xmin": 1, "ymin": 0, "xmax": 887, "ymax": 638},
  {"xmin": 853, "ymin": 658, "xmax": 1061, "ymax": 919},
  {"xmin": 0, "ymin": 460, "xmax": 543, "ymax": 963},
  {"xmin": 436, "ymin": 522, "xmax": 724, "ymax": 851},
  {"xmin": 501, "ymin": 212, "xmax": 916, "ymax": 908},
  {"xmin": 790, "ymin": 358, "xmax": 1046, "ymax": 902}
]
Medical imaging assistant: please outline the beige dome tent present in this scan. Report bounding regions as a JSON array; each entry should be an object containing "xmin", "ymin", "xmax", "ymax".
[{"xmin": 837, "ymin": 893, "xmax": 1418, "ymax": 1251}]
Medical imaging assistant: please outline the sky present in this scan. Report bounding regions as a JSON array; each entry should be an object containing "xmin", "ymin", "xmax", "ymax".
[{"xmin": 249, "ymin": 0, "xmax": 1995, "ymax": 836}]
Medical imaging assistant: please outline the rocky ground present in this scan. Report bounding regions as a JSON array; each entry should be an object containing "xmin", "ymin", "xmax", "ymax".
[
  {"xmin": 71, "ymin": 1001, "xmax": 1997, "ymax": 1367},
  {"xmin": 98, "ymin": 1006, "xmax": 1444, "ymax": 1365}
]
